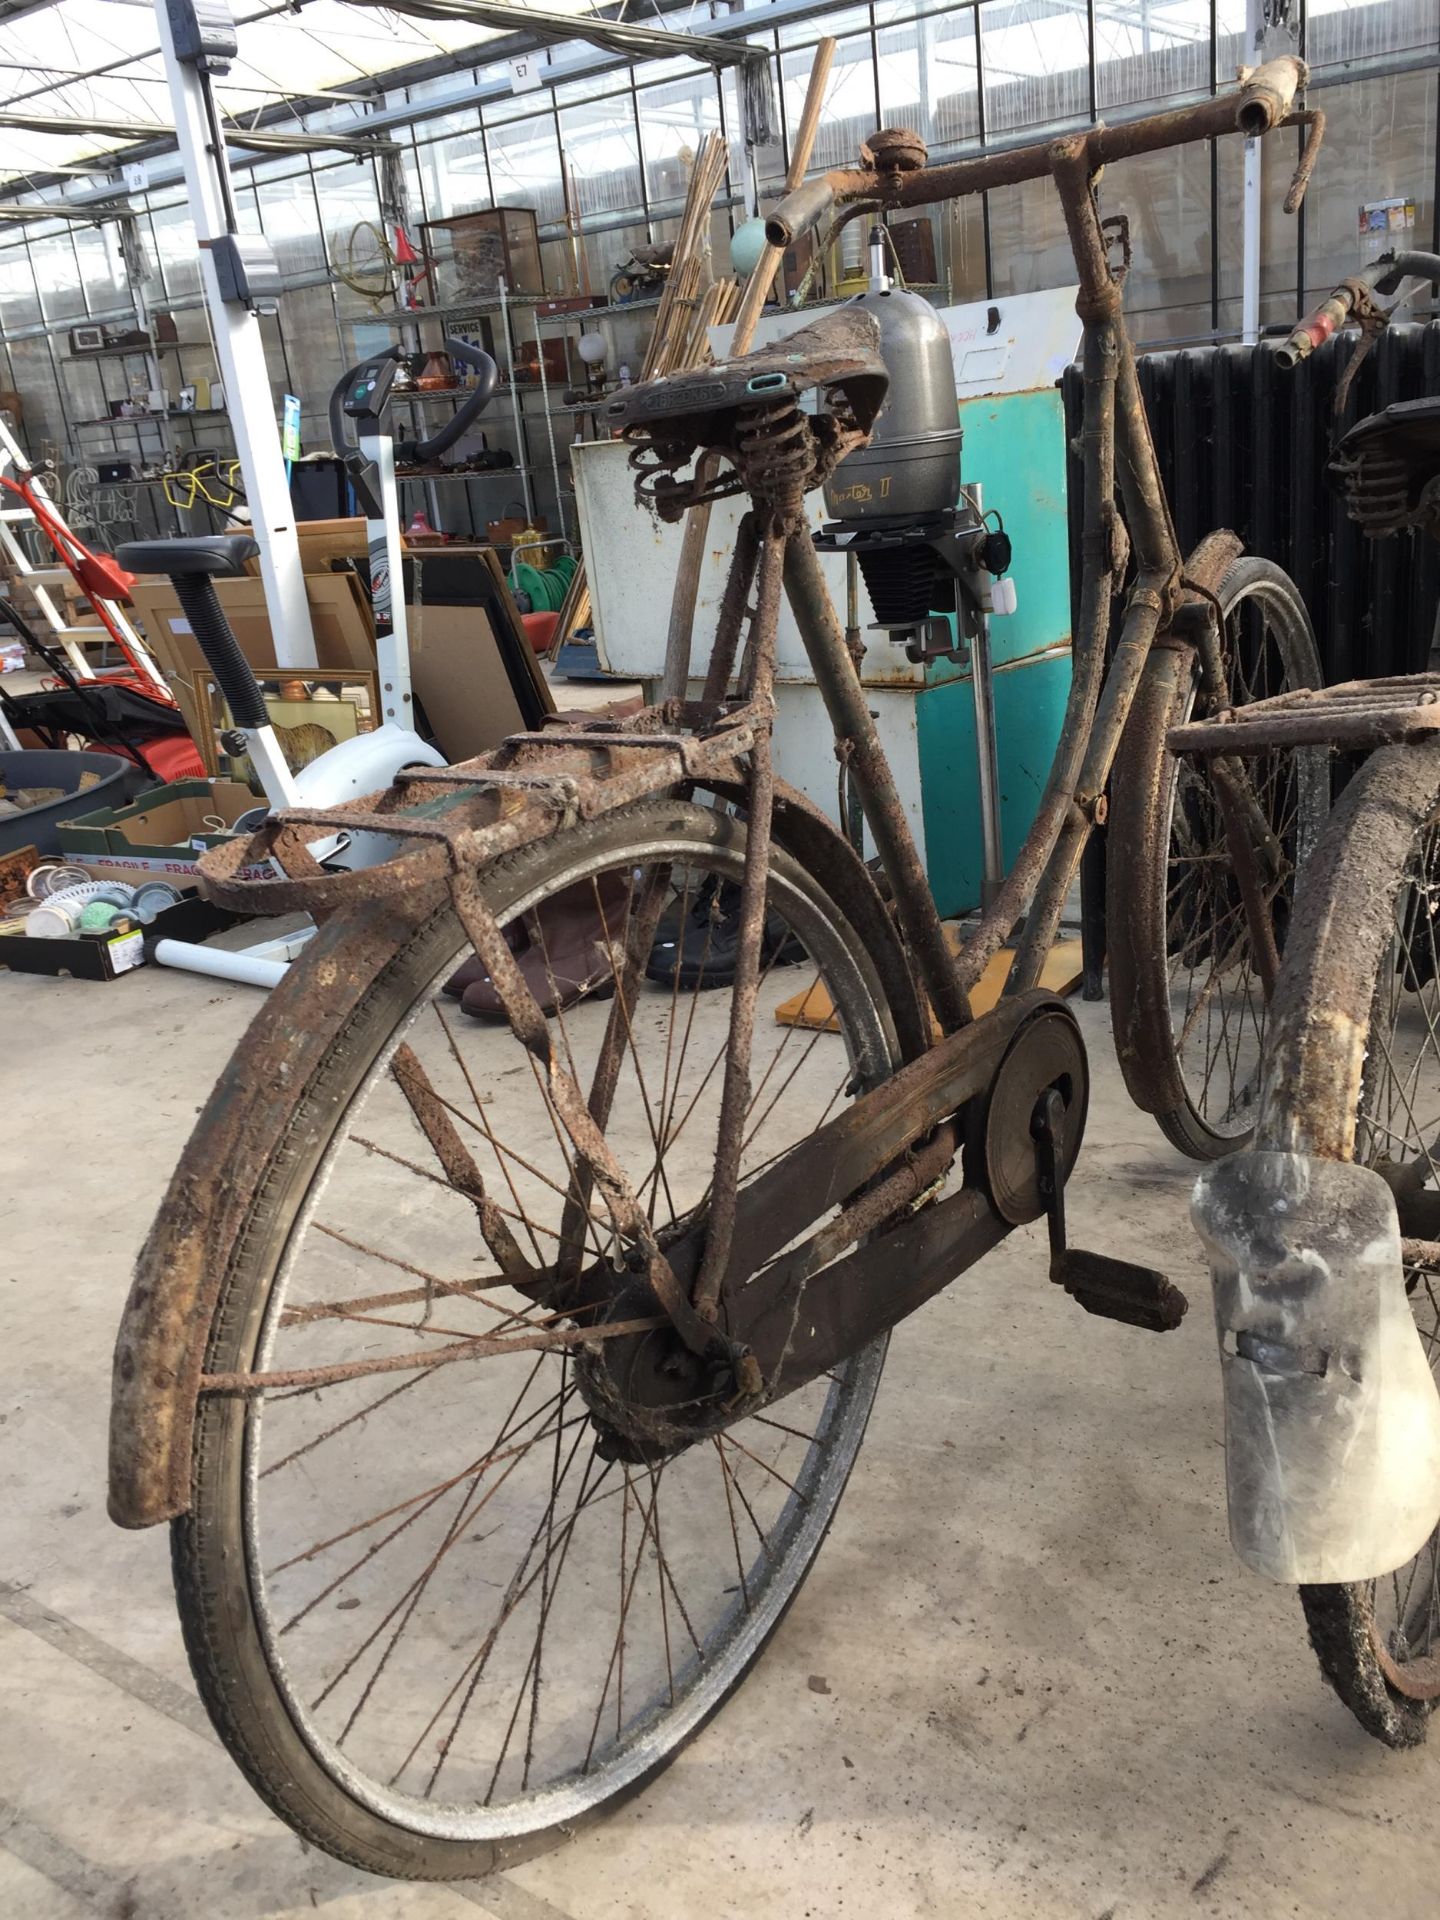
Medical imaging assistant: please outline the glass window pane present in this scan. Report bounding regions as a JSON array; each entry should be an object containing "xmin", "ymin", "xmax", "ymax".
[
  {"xmin": 416, "ymin": 122, "xmax": 490, "ymax": 223},
  {"xmin": 941, "ymin": 193, "xmax": 988, "ymax": 303},
  {"xmin": 779, "ymin": 5, "xmax": 872, "ymax": 48},
  {"xmin": 980, "ymin": 0, "xmax": 1091, "ymax": 136},
  {"xmin": 1301, "ymin": 68, "xmax": 1436, "ymax": 312},
  {"xmin": 70, "ymin": 221, "xmax": 131, "ymax": 321},
  {"xmin": 1216, "ymin": 127, "xmax": 1298, "ymax": 326},
  {"xmin": 486, "ymin": 112, "xmax": 567, "ymax": 226},
  {"xmin": 30, "ymin": 229, "xmax": 85, "ymax": 324},
  {"xmin": 1100, "ymin": 144, "xmax": 1214, "ymax": 345},
  {"xmin": 5, "ymin": 335, "xmax": 65, "ymax": 454},
  {"xmin": 760, "ymin": 35, "xmax": 877, "ymax": 193},
  {"xmin": 277, "ymin": 282, "xmax": 345, "ymax": 443},
  {"xmin": 638, "ymin": 72, "xmax": 724, "ymax": 216},
  {"xmin": 1307, "ymin": 0, "xmax": 1440, "ymax": 74},
  {"xmin": 560, "ymin": 98, "xmax": 644, "ymax": 224},
  {"xmin": 1094, "ymin": 0, "xmax": 1213, "ymax": 113},
  {"xmin": 876, "ymin": 1, "xmax": 980, "ymax": 154},
  {"xmin": 987, "ymin": 175, "xmax": 1075, "ymax": 295},
  {"xmin": 0, "ymin": 241, "xmax": 40, "ymax": 333},
  {"xmin": 255, "ymin": 171, "xmax": 326, "ymax": 278},
  {"xmin": 148, "ymin": 200, "xmax": 202, "ymax": 303},
  {"xmin": 313, "ymin": 160, "xmax": 387, "ymax": 320}
]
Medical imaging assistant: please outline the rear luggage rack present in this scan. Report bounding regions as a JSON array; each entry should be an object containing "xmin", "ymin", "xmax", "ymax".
[{"xmin": 1170, "ymin": 675, "xmax": 1440, "ymax": 755}]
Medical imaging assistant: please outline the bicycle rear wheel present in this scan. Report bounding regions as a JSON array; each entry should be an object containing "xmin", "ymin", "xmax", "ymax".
[
  {"xmin": 1109, "ymin": 556, "xmax": 1326, "ymax": 1158},
  {"xmin": 167, "ymin": 798, "xmax": 912, "ymax": 1877},
  {"xmin": 1261, "ymin": 742, "xmax": 1440, "ymax": 1747}
]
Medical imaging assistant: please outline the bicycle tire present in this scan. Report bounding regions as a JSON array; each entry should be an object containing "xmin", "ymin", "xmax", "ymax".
[
  {"xmin": 1255, "ymin": 739, "xmax": 1440, "ymax": 1748},
  {"xmin": 1109, "ymin": 555, "xmax": 1325, "ymax": 1159},
  {"xmin": 167, "ymin": 797, "xmax": 913, "ymax": 1877}
]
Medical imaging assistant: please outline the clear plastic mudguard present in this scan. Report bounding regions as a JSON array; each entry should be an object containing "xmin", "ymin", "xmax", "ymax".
[{"xmin": 1192, "ymin": 1149, "xmax": 1440, "ymax": 1584}]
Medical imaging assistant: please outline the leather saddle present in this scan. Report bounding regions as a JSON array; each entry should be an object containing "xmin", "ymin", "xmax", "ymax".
[{"xmin": 605, "ymin": 306, "xmax": 889, "ymax": 520}]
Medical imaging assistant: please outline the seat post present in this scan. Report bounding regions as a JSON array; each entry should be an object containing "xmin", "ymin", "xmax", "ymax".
[
  {"xmin": 169, "ymin": 572, "xmax": 301, "ymax": 808},
  {"xmin": 117, "ymin": 536, "xmax": 302, "ymax": 808}
]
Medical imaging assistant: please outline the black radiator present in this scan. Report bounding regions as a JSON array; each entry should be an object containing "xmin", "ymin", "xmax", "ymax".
[{"xmin": 1060, "ymin": 320, "xmax": 1440, "ymax": 683}]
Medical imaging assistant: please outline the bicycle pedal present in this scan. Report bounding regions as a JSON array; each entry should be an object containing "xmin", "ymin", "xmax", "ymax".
[{"xmin": 1054, "ymin": 1248, "xmax": 1188, "ymax": 1332}]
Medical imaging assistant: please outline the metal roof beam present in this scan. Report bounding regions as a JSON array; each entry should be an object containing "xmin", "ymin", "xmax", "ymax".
[
  {"xmin": 0, "ymin": 107, "xmax": 385, "ymax": 154},
  {"xmin": 344, "ymin": 0, "xmax": 766, "ymax": 71}
]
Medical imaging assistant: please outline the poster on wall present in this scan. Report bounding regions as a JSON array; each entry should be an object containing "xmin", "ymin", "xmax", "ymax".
[{"xmin": 1359, "ymin": 196, "xmax": 1417, "ymax": 263}]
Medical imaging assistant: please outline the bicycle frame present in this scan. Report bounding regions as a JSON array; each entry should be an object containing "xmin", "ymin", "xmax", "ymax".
[
  {"xmin": 108, "ymin": 57, "xmax": 1322, "ymax": 1527},
  {"xmin": 748, "ymin": 55, "xmax": 1321, "ymax": 1033}
]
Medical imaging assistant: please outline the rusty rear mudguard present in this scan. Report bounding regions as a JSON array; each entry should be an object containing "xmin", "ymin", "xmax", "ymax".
[{"xmin": 107, "ymin": 778, "xmax": 927, "ymax": 1530}]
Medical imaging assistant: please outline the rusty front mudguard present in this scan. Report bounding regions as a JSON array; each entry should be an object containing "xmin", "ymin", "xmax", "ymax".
[
  {"xmin": 1193, "ymin": 1149, "xmax": 1440, "ymax": 1584},
  {"xmin": 108, "ymin": 874, "xmax": 449, "ymax": 1530},
  {"xmin": 107, "ymin": 779, "xmax": 925, "ymax": 1531}
]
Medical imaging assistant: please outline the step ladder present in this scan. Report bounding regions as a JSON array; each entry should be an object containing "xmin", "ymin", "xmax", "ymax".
[{"xmin": 0, "ymin": 414, "xmax": 167, "ymax": 693}]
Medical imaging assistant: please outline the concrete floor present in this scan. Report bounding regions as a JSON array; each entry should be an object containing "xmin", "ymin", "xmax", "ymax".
[{"xmin": 4, "ymin": 960, "xmax": 1440, "ymax": 1920}]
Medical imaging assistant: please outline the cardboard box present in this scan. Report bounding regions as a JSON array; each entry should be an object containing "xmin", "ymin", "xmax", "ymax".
[
  {"xmin": 0, "ymin": 893, "xmax": 235, "ymax": 982},
  {"xmin": 0, "ymin": 914, "xmax": 147, "ymax": 980},
  {"xmin": 129, "ymin": 572, "xmax": 376, "ymax": 679},
  {"xmin": 57, "ymin": 778, "xmax": 264, "ymax": 887},
  {"xmin": 296, "ymin": 517, "xmax": 370, "ymax": 572},
  {"xmin": 409, "ymin": 604, "xmax": 535, "ymax": 763}
]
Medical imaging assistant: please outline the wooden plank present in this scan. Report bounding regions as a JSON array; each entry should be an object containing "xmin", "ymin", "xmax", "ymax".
[{"xmin": 775, "ymin": 938, "xmax": 1085, "ymax": 1033}]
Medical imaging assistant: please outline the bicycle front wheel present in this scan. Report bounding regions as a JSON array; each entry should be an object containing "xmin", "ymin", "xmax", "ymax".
[
  {"xmin": 1109, "ymin": 556, "xmax": 1326, "ymax": 1159},
  {"xmin": 167, "ymin": 797, "xmax": 911, "ymax": 1878}
]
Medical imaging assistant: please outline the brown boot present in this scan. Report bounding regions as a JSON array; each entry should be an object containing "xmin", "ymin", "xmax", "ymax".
[{"xmin": 459, "ymin": 872, "xmax": 632, "ymax": 1021}]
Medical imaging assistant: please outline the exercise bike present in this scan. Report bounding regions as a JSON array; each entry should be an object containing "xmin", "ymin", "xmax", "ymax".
[{"xmin": 116, "ymin": 337, "xmax": 498, "ymax": 984}]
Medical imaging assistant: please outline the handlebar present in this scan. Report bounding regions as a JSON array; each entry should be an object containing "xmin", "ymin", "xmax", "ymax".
[
  {"xmin": 765, "ymin": 56, "xmax": 1316, "ymax": 253},
  {"xmin": 1276, "ymin": 250, "xmax": 1440, "ymax": 370},
  {"xmin": 327, "ymin": 337, "xmax": 500, "ymax": 465}
]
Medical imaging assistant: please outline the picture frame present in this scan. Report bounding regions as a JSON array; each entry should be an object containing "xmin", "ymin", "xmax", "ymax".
[
  {"xmin": 192, "ymin": 667, "xmax": 378, "ymax": 778},
  {"xmin": 68, "ymin": 325, "xmax": 104, "ymax": 353}
]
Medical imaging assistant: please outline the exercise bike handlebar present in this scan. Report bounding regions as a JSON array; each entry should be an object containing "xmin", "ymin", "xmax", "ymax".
[
  {"xmin": 1276, "ymin": 250, "xmax": 1440, "ymax": 369},
  {"xmin": 327, "ymin": 338, "xmax": 500, "ymax": 467}
]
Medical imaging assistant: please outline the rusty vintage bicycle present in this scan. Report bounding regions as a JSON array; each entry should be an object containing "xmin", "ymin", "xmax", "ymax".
[{"xmin": 106, "ymin": 56, "xmax": 1401, "ymax": 1880}]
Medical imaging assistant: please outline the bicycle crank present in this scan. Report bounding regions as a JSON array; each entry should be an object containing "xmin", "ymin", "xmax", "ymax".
[
  {"xmin": 578, "ymin": 996, "xmax": 1105, "ymax": 1461},
  {"xmin": 1002, "ymin": 1025, "xmax": 1188, "ymax": 1335}
]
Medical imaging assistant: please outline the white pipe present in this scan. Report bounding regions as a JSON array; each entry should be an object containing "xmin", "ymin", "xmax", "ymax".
[{"xmin": 153, "ymin": 938, "xmax": 288, "ymax": 987}]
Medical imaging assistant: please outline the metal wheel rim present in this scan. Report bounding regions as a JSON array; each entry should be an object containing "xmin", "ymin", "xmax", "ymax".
[{"xmin": 238, "ymin": 821, "xmax": 897, "ymax": 1843}]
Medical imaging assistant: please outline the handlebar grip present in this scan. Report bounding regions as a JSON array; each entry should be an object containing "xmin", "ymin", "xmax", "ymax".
[
  {"xmin": 328, "ymin": 367, "xmax": 353, "ymax": 457},
  {"xmin": 765, "ymin": 177, "xmax": 839, "ymax": 252},
  {"xmin": 1235, "ymin": 54, "xmax": 1308, "ymax": 136},
  {"xmin": 1374, "ymin": 249, "xmax": 1440, "ymax": 296},
  {"xmin": 170, "ymin": 574, "xmax": 268, "ymax": 731},
  {"xmin": 1273, "ymin": 246, "xmax": 1440, "ymax": 369},
  {"xmin": 410, "ymin": 338, "xmax": 500, "ymax": 463}
]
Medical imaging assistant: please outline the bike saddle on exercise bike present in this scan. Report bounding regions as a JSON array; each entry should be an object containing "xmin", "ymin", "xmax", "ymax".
[
  {"xmin": 117, "ymin": 534, "xmax": 259, "ymax": 577},
  {"xmin": 606, "ymin": 306, "xmax": 890, "ymax": 521},
  {"xmin": 1332, "ymin": 395, "xmax": 1440, "ymax": 539}
]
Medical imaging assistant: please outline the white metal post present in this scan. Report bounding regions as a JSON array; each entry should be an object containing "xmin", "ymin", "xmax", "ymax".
[
  {"xmin": 1240, "ymin": 0, "xmax": 1264, "ymax": 345},
  {"xmin": 966, "ymin": 483, "xmax": 1004, "ymax": 909},
  {"xmin": 152, "ymin": 0, "xmax": 317, "ymax": 668},
  {"xmin": 359, "ymin": 426, "xmax": 413, "ymax": 726}
]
